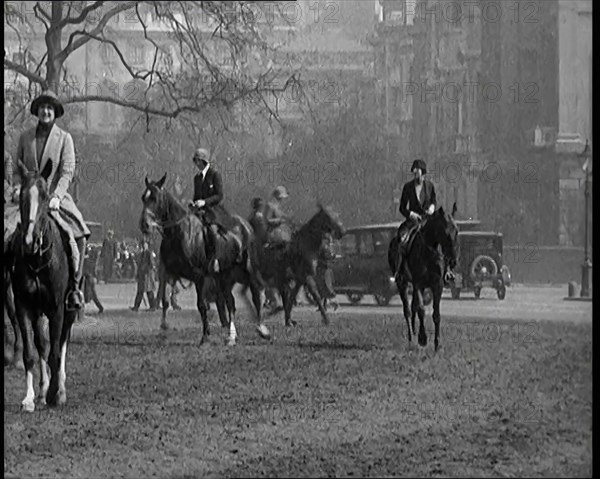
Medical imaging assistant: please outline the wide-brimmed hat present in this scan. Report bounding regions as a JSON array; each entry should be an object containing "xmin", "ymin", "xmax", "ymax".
[
  {"xmin": 30, "ymin": 90, "xmax": 64, "ymax": 118},
  {"xmin": 273, "ymin": 185, "xmax": 289, "ymax": 199},
  {"xmin": 411, "ymin": 159, "xmax": 427, "ymax": 175},
  {"xmin": 193, "ymin": 148, "xmax": 210, "ymax": 162}
]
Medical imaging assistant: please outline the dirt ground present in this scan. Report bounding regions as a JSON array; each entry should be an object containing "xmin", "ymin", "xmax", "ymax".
[{"xmin": 4, "ymin": 301, "xmax": 592, "ymax": 478}]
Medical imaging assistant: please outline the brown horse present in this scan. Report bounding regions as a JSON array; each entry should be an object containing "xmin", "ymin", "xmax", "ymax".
[
  {"xmin": 259, "ymin": 205, "xmax": 346, "ymax": 327},
  {"xmin": 139, "ymin": 174, "xmax": 270, "ymax": 345},
  {"xmin": 11, "ymin": 160, "xmax": 80, "ymax": 412},
  {"xmin": 388, "ymin": 204, "xmax": 459, "ymax": 351}
]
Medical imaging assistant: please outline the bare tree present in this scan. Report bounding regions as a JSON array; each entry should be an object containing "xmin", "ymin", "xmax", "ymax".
[{"xmin": 3, "ymin": 1, "xmax": 304, "ymax": 124}]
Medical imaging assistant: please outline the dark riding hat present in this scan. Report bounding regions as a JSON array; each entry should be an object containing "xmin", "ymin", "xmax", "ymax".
[
  {"xmin": 411, "ymin": 159, "xmax": 427, "ymax": 175},
  {"xmin": 30, "ymin": 90, "xmax": 64, "ymax": 118},
  {"xmin": 193, "ymin": 148, "xmax": 210, "ymax": 163}
]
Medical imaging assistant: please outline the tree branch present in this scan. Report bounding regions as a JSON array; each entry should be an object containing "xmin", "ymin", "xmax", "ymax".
[
  {"xmin": 56, "ymin": 1, "xmax": 105, "ymax": 29},
  {"xmin": 33, "ymin": 2, "xmax": 51, "ymax": 28},
  {"xmin": 3, "ymin": 58, "xmax": 47, "ymax": 88},
  {"xmin": 58, "ymin": 1, "xmax": 138, "ymax": 62}
]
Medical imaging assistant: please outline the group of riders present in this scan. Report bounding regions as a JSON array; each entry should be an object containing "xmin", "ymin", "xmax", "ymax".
[{"xmin": 4, "ymin": 90, "xmax": 438, "ymax": 313}]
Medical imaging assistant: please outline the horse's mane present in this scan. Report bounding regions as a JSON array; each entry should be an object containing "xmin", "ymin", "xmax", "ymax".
[{"xmin": 160, "ymin": 188, "xmax": 188, "ymax": 220}]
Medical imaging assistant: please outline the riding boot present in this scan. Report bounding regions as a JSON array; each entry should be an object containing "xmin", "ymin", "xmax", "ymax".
[
  {"xmin": 66, "ymin": 236, "xmax": 86, "ymax": 311},
  {"xmin": 207, "ymin": 224, "xmax": 221, "ymax": 273},
  {"xmin": 395, "ymin": 241, "xmax": 407, "ymax": 281}
]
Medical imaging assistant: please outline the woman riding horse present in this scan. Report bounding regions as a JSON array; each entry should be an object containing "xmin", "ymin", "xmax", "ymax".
[
  {"xmin": 188, "ymin": 147, "xmax": 242, "ymax": 274},
  {"xmin": 5, "ymin": 90, "xmax": 90, "ymax": 311},
  {"xmin": 395, "ymin": 159, "xmax": 437, "ymax": 281}
]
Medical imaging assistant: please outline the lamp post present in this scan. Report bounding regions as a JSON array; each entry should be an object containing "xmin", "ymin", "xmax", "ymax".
[{"xmin": 579, "ymin": 139, "xmax": 592, "ymax": 297}]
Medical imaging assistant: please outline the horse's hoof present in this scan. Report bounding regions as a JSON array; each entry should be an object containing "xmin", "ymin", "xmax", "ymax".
[
  {"xmin": 321, "ymin": 316, "xmax": 330, "ymax": 326},
  {"xmin": 57, "ymin": 390, "xmax": 67, "ymax": 406},
  {"xmin": 21, "ymin": 399, "xmax": 35, "ymax": 413},
  {"xmin": 160, "ymin": 322, "xmax": 169, "ymax": 331},
  {"xmin": 256, "ymin": 324, "xmax": 271, "ymax": 340},
  {"xmin": 418, "ymin": 334, "xmax": 427, "ymax": 347},
  {"xmin": 226, "ymin": 338, "xmax": 236, "ymax": 347}
]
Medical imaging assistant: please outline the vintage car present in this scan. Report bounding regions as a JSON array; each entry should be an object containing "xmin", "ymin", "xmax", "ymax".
[
  {"xmin": 448, "ymin": 220, "xmax": 511, "ymax": 300},
  {"xmin": 327, "ymin": 222, "xmax": 432, "ymax": 306}
]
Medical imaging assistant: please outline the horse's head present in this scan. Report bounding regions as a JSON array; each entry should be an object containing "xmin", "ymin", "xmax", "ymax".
[
  {"xmin": 17, "ymin": 160, "xmax": 52, "ymax": 255},
  {"xmin": 427, "ymin": 202, "xmax": 459, "ymax": 270},
  {"xmin": 140, "ymin": 173, "xmax": 168, "ymax": 235},
  {"xmin": 315, "ymin": 203, "xmax": 346, "ymax": 240}
]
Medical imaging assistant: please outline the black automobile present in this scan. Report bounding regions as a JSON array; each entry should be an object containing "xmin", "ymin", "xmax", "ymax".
[
  {"xmin": 326, "ymin": 222, "xmax": 432, "ymax": 306},
  {"xmin": 448, "ymin": 221, "xmax": 511, "ymax": 300}
]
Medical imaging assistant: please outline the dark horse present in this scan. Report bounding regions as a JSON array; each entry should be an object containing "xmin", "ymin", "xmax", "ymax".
[
  {"xmin": 11, "ymin": 160, "xmax": 80, "ymax": 412},
  {"xmin": 139, "ymin": 174, "xmax": 270, "ymax": 345},
  {"xmin": 259, "ymin": 205, "xmax": 346, "ymax": 327},
  {"xmin": 388, "ymin": 204, "xmax": 459, "ymax": 351}
]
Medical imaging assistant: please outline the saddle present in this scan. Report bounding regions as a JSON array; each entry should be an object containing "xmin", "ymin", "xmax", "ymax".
[{"xmin": 399, "ymin": 222, "xmax": 423, "ymax": 254}]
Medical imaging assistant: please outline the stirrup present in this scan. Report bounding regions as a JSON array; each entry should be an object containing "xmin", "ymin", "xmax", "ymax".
[{"xmin": 66, "ymin": 290, "xmax": 84, "ymax": 311}]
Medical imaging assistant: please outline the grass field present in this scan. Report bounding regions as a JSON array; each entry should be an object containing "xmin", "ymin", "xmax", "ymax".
[{"xmin": 4, "ymin": 309, "xmax": 592, "ymax": 477}]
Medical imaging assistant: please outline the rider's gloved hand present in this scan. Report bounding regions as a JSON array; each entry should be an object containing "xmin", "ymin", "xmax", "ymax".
[
  {"xmin": 49, "ymin": 196, "xmax": 60, "ymax": 210},
  {"xmin": 409, "ymin": 211, "xmax": 421, "ymax": 222},
  {"xmin": 427, "ymin": 204, "xmax": 435, "ymax": 215},
  {"xmin": 194, "ymin": 199, "xmax": 206, "ymax": 208}
]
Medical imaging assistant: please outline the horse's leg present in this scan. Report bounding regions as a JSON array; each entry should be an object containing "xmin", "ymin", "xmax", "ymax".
[
  {"xmin": 248, "ymin": 273, "xmax": 271, "ymax": 340},
  {"xmin": 283, "ymin": 281, "xmax": 302, "ymax": 327},
  {"xmin": 432, "ymin": 282, "xmax": 443, "ymax": 352},
  {"xmin": 224, "ymin": 280, "xmax": 237, "ymax": 347},
  {"xmin": 15, "ymin": 299, "xmax": 38, "ymax": 412},
  {"xmin": 305, "ymin": 275, "xmax": 329, "ymax": 326},
  {"xmin": 5, "ymin": 282, "xmax": 24, "ymax": 369},
  {"xmin": 55, "ymin": 310, "xmax": 77, "ymax": 406},
  {"xmin": 159, "ymin": 275, "xmax": 169, "ymax": 331},
  {"xmin": 415, "ymin": 288, "xmax": 427, "ymax": 347},
  {"xmin": 397, "ymin": 279, "xmax": 413, "ymax": 344},
  {"xmin": 32, "ymin": 315, "xmax": 50, "ymax": 405},
  {"xmin": 194, "ymin": 279, "xmax": 209, "ymax": 344},
  {"xmin": 45, "ymin": 304, "xmax": 65, "ymax": 407}
]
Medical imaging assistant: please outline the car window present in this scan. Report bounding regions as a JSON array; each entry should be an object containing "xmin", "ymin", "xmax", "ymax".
[
  {"xmin": 359, "ymin": 233, "xmax": 374, "ymax": 255},
  {"xmin": 373, "ymin": 230, "xmax": 391, "ymax": 254},
  {"xmin": 341, "ymin": 234, "xmax": 357, "ymax": 255}
]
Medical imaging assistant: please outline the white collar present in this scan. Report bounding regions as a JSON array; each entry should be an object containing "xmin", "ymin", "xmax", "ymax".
[{"xmin": 200, "ymin": 162, "xmax": 210, "ymax": 179}]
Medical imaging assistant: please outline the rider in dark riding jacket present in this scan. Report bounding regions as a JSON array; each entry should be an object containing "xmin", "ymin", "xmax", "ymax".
[{"xmin": 395, "ymin": 159, "xmax": 437, "ymax": 280}]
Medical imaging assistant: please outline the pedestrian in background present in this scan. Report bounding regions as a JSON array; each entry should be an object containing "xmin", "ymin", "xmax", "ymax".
[
  {"xmin": 82, "ymin": 244, "xmax": 104, "ymax": 314},
  {"xmin": 130, "ymin": 238, "xmax": 157, "ymax": 312},
  {"xmin": 101, "ymin": 230, "xmax": 118, "ymax": 283}
]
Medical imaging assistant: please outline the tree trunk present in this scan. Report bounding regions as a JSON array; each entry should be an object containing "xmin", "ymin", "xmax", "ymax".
[{"xmin": 45, "ymin": 1, "xmax": 64, "ymax": 91}]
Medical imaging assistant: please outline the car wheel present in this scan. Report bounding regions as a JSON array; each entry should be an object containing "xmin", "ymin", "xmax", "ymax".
[
  {"xmin": 374, "ymin": 292, "xmax": 391, "ymax": 306},
  {"xmin": 347, "ymin": 293, "xmax": 363, "ymax": 305},
  {"xmin": 474, "ymin": 286, "xmax": 481, "ymax": 299},
  {"xmin": 470, "ymin": 255, "xmax": 498, "ymax": 282},
  {"xmin": 497, "ymin": 283, "xmax": 506, "ymax": 300}
]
